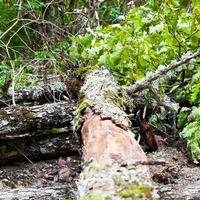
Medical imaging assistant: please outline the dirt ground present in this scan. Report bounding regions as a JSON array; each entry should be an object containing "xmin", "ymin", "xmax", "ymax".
[
  {"xmin": 148, "ymin": 144, "xmax": 200, "ymax": 199},
  {"xmin": 0, "ymin": 142, "xmax": 199, "ymax": 199},
  {"xmin": 0, "ymin": 156, "xmax": 81, "ymax": 199}
]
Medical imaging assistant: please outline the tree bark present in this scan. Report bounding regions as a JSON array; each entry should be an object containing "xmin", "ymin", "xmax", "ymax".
[
  {"xmin": 0, "ymin": 130, "xmax": 80, "ymax": 165},
  {"xmin": 0, "ymin": 82, "xmax": 69, "ymax": 108},
  {"xmin": 125, "ymin": 49, "xmax": 200, "ymax": 94},
  {"xmin": 0, "ymin": 185, "xmax": 68, "ymax": 200},
  {"xmin": 77, "ymin": 69, "xmax": 159, "ymax": 199},
  {"xmin": 0, "ymin": 102, "xmax": 80, "ymax": 164},
  {"xmin": 158, "ymin": 180, "xmax": 200, "ymax": 200},
  {"xmin": 0, "ymin": 102, "xmax": 74, "ymax": 139}
]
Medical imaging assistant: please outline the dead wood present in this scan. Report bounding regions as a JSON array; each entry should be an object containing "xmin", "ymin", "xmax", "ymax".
[
  {"xmin": 0, "ymin": 82, "xmax": 69, "ymax": 108},
  {"xmin": 125, "ymin": 49, "xmax": 200, "ymax": 94},
  {"xmin": 77, "ymin": 69, "xmax": 159, "ymax": 199},
  {"xmin": 0, "ymin": 102, "xmax": 80, "ymax": 164},
  {"xmin": 0, "ymin": 102, "xmax": 74, "ymax": 139},
  {"xmin": 0, "ymin": 130, "xmax": 80, "ymax": 165},
  {"xmin": 158, "ymin": 180, "xmax": 200, "ymax": 200},
  {"xmin": 0, "ymin": 185, "xmax": 68, "ymax": 200}
]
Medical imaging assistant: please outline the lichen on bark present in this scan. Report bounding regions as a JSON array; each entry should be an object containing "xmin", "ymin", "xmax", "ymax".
[
  {"xmin": 78, "ymin": 162, "xmax": 158, "ymax": 200},
  {"xmin": 79, "ymin": 68, "xmax": 131, "ymax": 129},
  {"xmin": 77, "ymin": 68, "xmax": 159, "ymax": 199}
]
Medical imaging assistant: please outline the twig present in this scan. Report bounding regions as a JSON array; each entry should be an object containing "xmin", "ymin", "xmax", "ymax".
[
  {"xmin": 11, "ymin": 142, "xmax": 33, "ymax": 164},
  {"xmin": 0, "ymin": 20, "xmax": 19, "ymax": 40},
  {"xmin": 147, "ymin": 85, "xmax": 177, "ymax": 112},
  {"xmin": 121, "ymin": 160, "xmax": 169, "ymax": 167},
  {"xmin": 4, "ymin": 43, "xmax": 16, "ymax": 106},
  {"xmin": 0, "ymin": 0, "xmax": 22, "ymax": 40}
]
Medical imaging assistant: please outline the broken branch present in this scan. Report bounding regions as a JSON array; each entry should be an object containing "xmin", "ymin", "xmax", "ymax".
[{"xmin": 125, "ymin": 49, "xmax": 200, "ymax": 94}]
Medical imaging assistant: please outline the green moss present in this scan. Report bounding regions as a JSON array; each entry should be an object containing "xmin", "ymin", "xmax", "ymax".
[
  {"xmin": 42, "ymin": 128, "xmax": 61, "ymax": 135},
  {"xmin": 82, "ymin": 163, "xmax": 98, "ymax": 180},
  {"xmin": 24, "ymin": 112, "xmax": 33, "ymax": 119},
  {"xmin": 72, "ymin": 99, "xmax": 91, "ymax": 132},
  {"xmin": 75, "ymin": 66, "xmax": 97, "ymax": 78},
  {"xmin": 82, "ymin": 195, "xmax": 103, "ymax": 200},
  {"xmin": 109, "ymin": 93, "xmax": 125, "ymax": 109},
  {"xmin": 51, "ymin": 128, "xmax": 61, "ymax": 134},
  {"xmin": 118, "ymin": 184, "xmax": 152, "ymax": 199},
  {"xmin": 54, "ymin": 197, "xmax": 72, "ymax": 200}
]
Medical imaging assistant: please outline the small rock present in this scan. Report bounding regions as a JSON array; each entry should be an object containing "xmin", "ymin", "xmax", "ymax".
[
  {"xmin": 57, "ymin": 157, "xmax": 67, "ymax": 167},
  {"xmin": 2, "ymin": 178, "xmax": 15, "ymax": 188},
  {"xmin": 16, "ymin": 180, "xmax": 24, "ymax": 188},
  {"xmin": 53, "ymin": 175, "xmax": 59, "ymax": 182},
  {"xmin": 44, "ymin": 173, "xmax": 49, "ymax": 179}
]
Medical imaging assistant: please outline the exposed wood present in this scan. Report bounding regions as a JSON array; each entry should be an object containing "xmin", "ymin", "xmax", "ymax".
[
  {"xmin": 77, "ymin": 69, "xmax": 159, "ymax": 199},
  {"xmin": 0, "ymin": 102, "xmax": 75, "ymax": 139},
  {"xmin": 139, "ymin": 119, "xmax": 158, "ymax": 152},
  {"xmin": 0, "ymin": 82, "xmax": 69, "ymax": 107},
  {"xmin": 81, "ymin": 110, "xmax": 148, "ymax": 165}
]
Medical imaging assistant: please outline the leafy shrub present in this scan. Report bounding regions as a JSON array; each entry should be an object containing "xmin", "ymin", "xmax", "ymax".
[
  {"xmin": 68, "ymin": 1, "xmax": 200, "ymax": 163},
  {"xmin": 187, "ymin": 69, "xmax": 200, "ymax": 104},
  {"xmin": 180, "ymin": 107, "xmax": 200, "ymax": 163},
  {"xmin": 177, "ymin": 67, "xmax": 200, "ymax": 163},
  {"xmin": 68, "ymin": 2, "xmax": 199, "ymax": 84}
]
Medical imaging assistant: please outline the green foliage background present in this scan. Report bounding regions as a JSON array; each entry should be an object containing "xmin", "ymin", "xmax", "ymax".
[
  {"xmin": 0, "ymin": 0, "xmax": 200, "ymax": 163},
  {"xmin": 69, "ymin": 1, "xmax": 199, "ymax": 84}
]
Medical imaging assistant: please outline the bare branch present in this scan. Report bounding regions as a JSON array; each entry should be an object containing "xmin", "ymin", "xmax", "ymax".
[{"xmin": 125, "ymin": 49, "xmax": 200, "ymax": 94}]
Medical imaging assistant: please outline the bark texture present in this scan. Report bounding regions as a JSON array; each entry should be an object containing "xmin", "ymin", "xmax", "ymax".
[
  {"xmin": 0, "ymin": 82, "xmax": 68, "ymax": 108},
  {"xmin": 77, "ymin": 69, "xmax": 159, "ymax": 199},
  {"xmin": 158, "ymin": 180, "xmax": 200, "ymax": 200},
  {"xmin": 0, "ymin": 102, "xmax": 74, "ymax": 139},
  {"xmin": 0, "ymin": 131, "xmax": 79, "ymax": 165},
  {"xmin": 125, "ymin": 49, "xmax": 200, "ymax": 94},
  {"xmin": 0, "ymin": 185, "xmax": 68, "ymax": 200},
  {"xmin": 0, "ymin": 102, "xmax": 80, "ymax": 164}
]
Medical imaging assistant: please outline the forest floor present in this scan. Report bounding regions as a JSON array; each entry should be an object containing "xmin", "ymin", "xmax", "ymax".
[
  {"xmin": 0, "ymin": 156, "xmax": 81, "ymax": 199},
  {"xmin": 0, "ymin": 141, "xmax": 199, "ymax": 200},
  {"xmin": 148, "ymin": 142, "xmax": 200, "ymax": 199}
]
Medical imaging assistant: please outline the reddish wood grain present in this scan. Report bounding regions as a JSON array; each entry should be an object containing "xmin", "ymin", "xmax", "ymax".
[{"xmin": 81, "ymin": 110, "xmax": 148, "ymax": 166}]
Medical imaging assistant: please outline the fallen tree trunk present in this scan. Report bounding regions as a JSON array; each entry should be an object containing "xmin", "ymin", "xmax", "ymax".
[
  {"xmin": 76, "ymin": 50, "xmax": 200, "ymax": 199},
  {"xmin": 158, "ymin": 180, "xmax": 200, "ymax": 200},
  {"xmin": 0, "ymin": 130, "xmax": 80, "ymax": 165},
  {"xmin": 0, "ymin": 82, "xmax": 69, "ymax": 108},
  {"xmin": 0, "ymin": 102, "xmax": 80, "ymax": 164},
  {"xmin": 0, "ymin": 185, "xmax": 68, "ymax": 200},
  {"xmin": 77, "ymin": 69, "xmax": 159, "ymax": 199},
  {"xmin": 0, "ymin": 102, "xmax": 74, "ymax": 139}
]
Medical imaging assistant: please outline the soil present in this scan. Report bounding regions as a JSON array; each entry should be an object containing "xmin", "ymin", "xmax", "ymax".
[
  {"xmin": 0, "ymin": 156, "xmax": 81, "ymax": 199},
  {"xmin": 0, "ymin": 142, "xmax": 199, "ymax": 199},
  {"xmin": 148, "ymin": 143, "xmax": 200, "ymax": 199}
]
